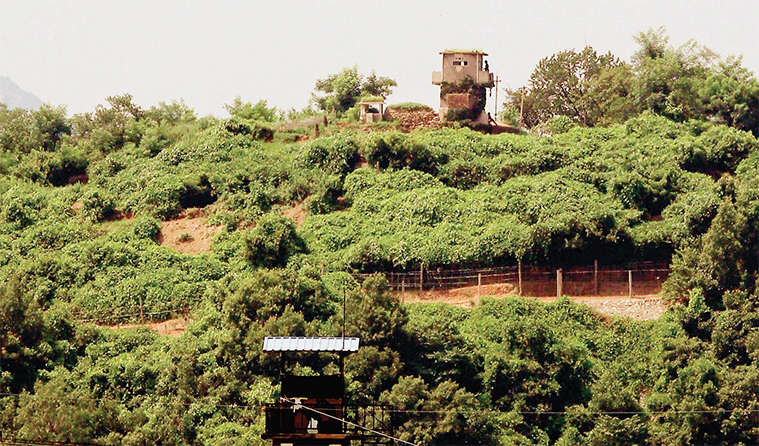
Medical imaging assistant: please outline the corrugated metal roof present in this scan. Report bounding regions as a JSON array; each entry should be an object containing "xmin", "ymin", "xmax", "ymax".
[{"xmin": 263, "ymin": 336, "xmax": 360, "ymax": 353}]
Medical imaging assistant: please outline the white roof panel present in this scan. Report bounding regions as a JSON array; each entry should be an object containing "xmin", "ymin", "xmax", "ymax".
[{"xmin": 262, "ymin": 336, "xmax": 360, "ymax": 353}]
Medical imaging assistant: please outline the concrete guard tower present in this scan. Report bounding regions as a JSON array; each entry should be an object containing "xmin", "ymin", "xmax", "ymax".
[
  {"xmin": 432, "ymin": 49, "xmax": 494, "ymax": 125},
  {"xmin": 261, "ymin": 336, "xmax": 394, "ymax": 446}
]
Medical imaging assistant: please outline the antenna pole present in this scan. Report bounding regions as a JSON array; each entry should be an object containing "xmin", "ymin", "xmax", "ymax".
[
  {"xmin": 341, "ymin": 287, "xmax": 346, "ymax": 375},
  {"xmin": 494, "ymin": 75, "xmax": 500, "ymax": 118},
  {"xmin": 342, "ymin": 287, "xmax": 346, "ymax": 340}
]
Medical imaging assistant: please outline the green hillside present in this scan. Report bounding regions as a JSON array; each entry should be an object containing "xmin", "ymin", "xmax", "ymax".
[{"xmin": 3, "ymin": 30, "xmax": 759, "ymax": 445}]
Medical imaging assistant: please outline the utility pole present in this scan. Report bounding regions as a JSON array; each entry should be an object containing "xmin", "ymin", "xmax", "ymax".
[{"xmin": 493, "ymin": 75, "xmax": 501, "ymax": 119}]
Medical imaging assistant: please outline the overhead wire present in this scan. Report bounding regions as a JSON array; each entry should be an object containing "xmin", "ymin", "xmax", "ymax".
[
  {"xmin": 280, "ymin": 396, "xmax": 420, "ymax": 446},
  {"xmin": 0, "ymin": 439, "xmax": 104, "ymax": 446},
  {"xmin": 2, "ymin": 392, "xmax": 758, "ymax": 417}
]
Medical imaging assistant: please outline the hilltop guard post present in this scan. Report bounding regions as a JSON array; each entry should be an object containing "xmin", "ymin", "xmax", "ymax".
[
  {"xmin": 432, "ymin": 49, "xmax": 495, "ymax": 125},
  {"xmin": 261, "ymin": 336, "xmax": 393, "ymax": 446},
  {"xmin": 358, "ymin": 98, "xmax": 386, "ymax": 123}
]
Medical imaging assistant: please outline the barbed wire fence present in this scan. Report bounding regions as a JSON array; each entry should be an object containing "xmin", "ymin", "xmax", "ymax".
[
  {"xmin": 71, "ymin": 299, "xmax": 199, "ymax": 327},
  {"xmin": 73, "ymin": 262, "xmax": 669, "ymax": 326},
  {"xmin": 355, "ymin": 261, "xmax": 670, "ymax": 300}
]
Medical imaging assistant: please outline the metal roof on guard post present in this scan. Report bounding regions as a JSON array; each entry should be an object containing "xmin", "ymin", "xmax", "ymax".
[{"xmin": 262, "ymin": 336, "xmax": 360, "ymax": 352}]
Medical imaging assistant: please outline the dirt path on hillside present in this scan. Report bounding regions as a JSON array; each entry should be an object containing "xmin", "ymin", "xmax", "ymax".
[
  {"xmin": 109, "ymin": 283, "xmax": 666, "ymax": 337},
  {"xmin": 108, "ymin": 318, "xmax": 189, "ymax": 337},
  {"xmin": 398, "ymin": 283, "xmax": 667, "ymax": 321}
]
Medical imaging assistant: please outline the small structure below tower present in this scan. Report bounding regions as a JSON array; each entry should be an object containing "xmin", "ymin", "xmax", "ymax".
[
  {"xmin": 261, "ymin": 336, "xmax": 394, "ymax": 446},
  {"xmin": 358, "ymin": 97, "xmax": 386, "ymax": 123}
]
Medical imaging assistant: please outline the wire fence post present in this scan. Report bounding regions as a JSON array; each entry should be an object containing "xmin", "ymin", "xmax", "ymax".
[
  {"xmin": 139, "ymin": 294, "xmax": 145, "ymax": 324},
  {"xmin": 401, "ymin": 280, "xmax": 405, "ymax": 303},
  {"xmin": 594, "ymin": 259, "xmax": 599, "ymax": 296},
  {"xmin": 557, "ymin": 269, "xmax": 563, "ymax": 298},
  {"xmin": 518, "ymin": 260, "xmax": 523, "ymax": 296},
  {"xmin": 628, "ymin": 270, "xmax": 633, "ymax": 297},
  {"xmin": 419, "ymin": 264, "xmax": 424, "ymax": 291},
  {"xmin": 477, "ymin": 273, "xmax": 482, "ymax": 305}
]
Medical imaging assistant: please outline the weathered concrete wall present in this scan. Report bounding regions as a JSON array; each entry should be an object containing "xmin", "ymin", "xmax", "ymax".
[
  {"xmin": 441, "ymin": 52, "xmax": 481, "ymax": 84},
  {"xmin": 444, "ymin": 93, "xmax": 475, "ymax": 109}
]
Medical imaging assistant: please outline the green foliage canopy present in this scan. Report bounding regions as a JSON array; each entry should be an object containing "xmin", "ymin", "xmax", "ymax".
[{"xmin": 311, "ymin": 66, "xmax": 397, "ymax": 116}]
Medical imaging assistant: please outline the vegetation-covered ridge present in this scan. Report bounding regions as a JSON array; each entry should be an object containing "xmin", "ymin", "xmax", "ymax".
[
  {"xmin": 505, "ymin": 27, "xmax": 759, "ymax": 137},
  {"xmin": 3, "ymin": 29, "xmax": 759, "ymax": 445}
]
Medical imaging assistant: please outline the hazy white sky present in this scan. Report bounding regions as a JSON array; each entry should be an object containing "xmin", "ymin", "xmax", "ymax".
[{"xmin": 1, "ymin": 0, "xmax": 757, "ymax": 117}]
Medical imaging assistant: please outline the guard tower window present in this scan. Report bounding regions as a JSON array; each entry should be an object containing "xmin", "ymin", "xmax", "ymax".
[{"xmin": 452, "ymin": 60, "xmax": 468, "ymax": 66}]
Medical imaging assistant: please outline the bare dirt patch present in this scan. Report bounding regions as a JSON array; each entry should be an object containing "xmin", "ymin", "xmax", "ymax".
[
  {"xmin": 109, "ymin": 318, "xmax": 189, "ymax": 337},
  {"xmin": 159, "ymin": 207, "xmax": 222, "ymax": 254},
  {"xmin": 397, "ymin": 282, "xmax": 667, "ymax": 321},
  {"xmin": 283, "ymin": 203, "xmax": 307, "ymax": 227}
]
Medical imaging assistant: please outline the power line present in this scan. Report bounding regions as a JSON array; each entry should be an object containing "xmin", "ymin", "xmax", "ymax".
[
  {"xmin": 0, "ymin": 439, "xmax": 104, "ymax": 446},
  {"xmin": 389, "ymin": 408, "xmax": 759, "ymax": 416},
  {"xmin": 0, "ymin": 392, "xmax": 264, "ymax": 411},
  {"xmin": 3, "ymin": 392, "xmax": 757, "ymax": 417},
  {"xmin": 280, "ymin": 396, "xmax": 419, "ymax": 446}
]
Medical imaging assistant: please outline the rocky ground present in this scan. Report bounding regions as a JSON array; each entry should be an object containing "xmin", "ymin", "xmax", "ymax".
[{"xmin": 385, "ymin": 107, "xmax": 442, "ymax": 131}]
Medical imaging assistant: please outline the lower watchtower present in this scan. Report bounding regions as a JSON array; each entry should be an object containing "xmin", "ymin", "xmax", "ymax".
[{"xmin": 261, "ymin": 336, "xmax": 394, "ymax": 446}]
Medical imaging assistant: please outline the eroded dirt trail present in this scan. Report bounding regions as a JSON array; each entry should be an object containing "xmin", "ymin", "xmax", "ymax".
[
  {"xmin": 109, "ymin": 283, "xmax": 668, "ymax": 337},
  {"xmin": 398, "ymin": 282, "xmax": 667, "ymax": 321}
]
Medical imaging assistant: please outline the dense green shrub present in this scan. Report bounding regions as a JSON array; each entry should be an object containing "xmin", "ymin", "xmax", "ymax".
[
  {"xmin": 387, "ymin": 102, "xmax": 433, "ymax": 111},
  {"xmin": 297, "ymin": 132, "xmax": 362, "ymax": 176},
  {"xmin": 132, "ymin": 216, "xmax": 161, "ymax": 241},
  {"xmin": 244, "ymin": 215, "xmax": 306, "ymax": 268},
  {"xmin": 304, "ymin": 174, "xmax": 343, "ymax": 214},
  {"xmin": 80, "ymin": 188, "xmax": 116, "ymax": 222},
  {"xmin": 224, "ymin": 116, "xmax": 274, "ymax": 140},
  {"xmin": 362, "ymin": 131, "xmax": 445, "ymax": 174}
]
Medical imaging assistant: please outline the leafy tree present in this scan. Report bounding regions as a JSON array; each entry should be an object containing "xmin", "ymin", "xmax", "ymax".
[
  {"xmin": 585, "ymin": 63, "xmax": 638, "ymax": 125},
  {"xmin": 380, "ymin": 377, "xmax": 497, "ymax": 446},
  {"xmin": 506, "ymin": 46, "xmax": 629, "ymax": 127},
  {"xmin": 0, "ymin": 278, "xmax": 47, "ymax": 394},
  {"xmin": 344, "ymin": 274, "xmax": 408, "ymax": 350},
  {"xmin": 701, "ymin": 56, "xmax": 759, "ymax": 136},
  {"xmin": 0, "ymin": 103, "xmax": 70, "ymax": 154},
  {"xmin": 665, "ymin": 197, "xmax": 748, "ymax": 306},
  {"xmin": 71, "ymin": 94, "xmax": 143, "ymax": 155},
  {"xmin": 509, "ymin": 28, "xmax": 759, "ymax": 135},
  {"xmin": 0, "ymin": 275, "xmax": 76, "ymax": 394},
  {"xmin": 404, "ymin": 304, "xmax": 482, "ymax": 391},
  {"xmin": 30, "ymin": 104, "xmax": 71, "ymax": 152},
  {"xmin": 632, "ymin": 27, "xmax": 716, "ymax": 122},
  {"xmin": 11, "ymin": 368, "xmax": 123, "ymax": 445},
  {"xmin": 225, "ymin": 97, "xmax": 278, "ymax": 122},
  {"xmin": 146, "ymin": 99, "xmax": 197, "ymax": 125},
  {"xmin": 311, "ymin": 66, "xmax": 396, "ymax": 116},
  {"xmin": 345, "ymin": 345, "xmax": 402, "ymax": 403}
]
